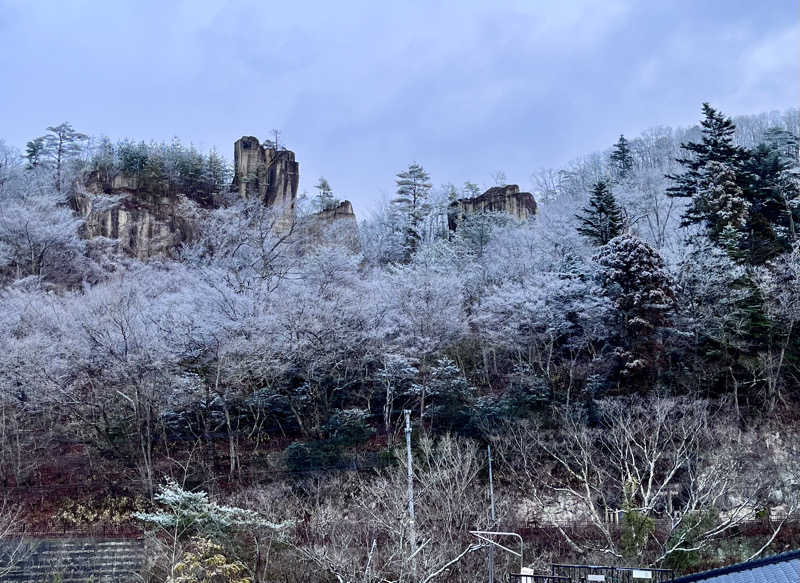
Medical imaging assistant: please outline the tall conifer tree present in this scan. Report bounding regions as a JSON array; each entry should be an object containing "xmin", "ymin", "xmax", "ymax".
[
  {"xmin": 576, "ymin": 180, "xmax": 625, "ymax": 246},
  {"xmin": 610, "ymin": 134, "xmax": 634, "ymax": 180},
  {"xmin": 393, "ymin": 162, "xmax": 432, "ymax": 260}
]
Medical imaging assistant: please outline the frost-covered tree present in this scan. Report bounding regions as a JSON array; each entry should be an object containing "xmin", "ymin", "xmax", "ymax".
[
  {"xmin": 24, "ymin": 137, "xmax": 46, "ymax": 170},
  {"xmin": 135, "ymin": 479, "xmax": 289, "ymax": 582},
  {"xmin": 696, "ymin": 160, "xmax": 750, "ymax": 253},
  {"xmin": 313, "ymin": 176, "xmax": 339, "ymax": 211},
  {"xmin": 376, "ymin": 354, "xmax": 419, "ymax": 443},
  {"xmin": 609, "ymin": 134, "xmax": 634, "ymax": 180},
  {"xmin": 668, "ymin": 104, "xmax": 744, "ymax": 202},
  {"xmin": 738, "ymin": 143, "xmax": 800, "ymax": 262},
  {"xmin": 456, "ymin": 211, "xmax": 513, "ymax": 258},
  {"xmin": 183, "ymin": 198, "xmax": 302, "ymax": 295},
  {"xmin": 392, "ymin": 162, "xmax": 432, "ymax": 261},
  {"xmin": 0, "ymin": 188, "xmax": 86, "ymax": 286},
  {"xmin": 594, "ymin": 234, "xmax": 676, "ymax": 383},
  {"xmin": 576, "ymin": 180, "xmax": 625, "ymax": 246},
  {"xmin": 26, "ymin": 122, "xmax": 88, "ymax": 192},
  {"xmin": 667, "ymin": 104, "xmax": 751, "ymax": 247}
]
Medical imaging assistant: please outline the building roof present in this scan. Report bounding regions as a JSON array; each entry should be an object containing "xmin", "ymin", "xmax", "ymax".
[{"xmin": 671, "ymin": 550, "xmax": 799, "ymax": 583}]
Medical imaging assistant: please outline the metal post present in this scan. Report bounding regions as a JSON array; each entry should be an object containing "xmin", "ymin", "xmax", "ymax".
[
  {"xmin": 488, "ymin": 445, "xmax": 496, "ymax": 583},
  {"xmin": 404, "ymin": 410, "xmax": 417, "ymax": 578}
]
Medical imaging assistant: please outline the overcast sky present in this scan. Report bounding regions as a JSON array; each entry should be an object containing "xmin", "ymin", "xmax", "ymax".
[{"xmin": 1, "ymin": 0, "xmax": 797, "ymax": 215}]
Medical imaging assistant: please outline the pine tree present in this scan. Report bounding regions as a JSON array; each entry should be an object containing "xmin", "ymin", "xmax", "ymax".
[
  {"xmin": 41, "ymin": 122, "xmax": 88, "ymax": 192},
  {"xmin": 314, "ymin": 176, "xmax": 338, "ymax": 211},
  {"xmin": 739, "ymin": 143, "xmax": 799, "ymax": 262},
  {"xmin": 392, "ymin": 162, "xmax": 432, "ymax": 260},
  {"xmin": 669, "ymin": 104, "xmax": 799, "ymax": 263},
  {"xmin": 24, "ymin": 137, "xmax": 46, "ymax": 170},
  {"xmin": 667, "ymin": 103, "xmax": 746, "ymax": 232},
  {"xmin": 576, "ymin": 180, "xmax": 625, "ymax": 246},
  {"xmin": 594, "ymin": 234, "xmax": 676, "ymax": 385},
  {"xmin": 610, "ymin": 134, "xmax": 634, "ymax": 180},
  {"xmin": 763, "ymin": 126, "xmax": 799, "ymax": 163},
  {"xmin": 694, "ymin": 160, "xmax": 750, "ymax": 251},
  {"xmin": 204, "ymin": 148, "xmax": 230, "ymax": 199},
  {"xmin": 462, "ymin": 181, "xmax": 481, "ymax": 198}
]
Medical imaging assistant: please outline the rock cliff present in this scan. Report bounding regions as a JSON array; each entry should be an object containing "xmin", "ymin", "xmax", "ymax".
[
  {"xmin": 448, "ymin": 184, "xmax": 537, "ymax": 230},
  {"xmin": 231, "ymin": 136, "xmax": 299, "ymax": 226},
  {"xmin": 302, "ymin": 201, "xmax": 361, "ymax": 253},
  {"xmin": 74, "ymin": 173, "xmax": 201, "ymax": 260},
  {"xmin": 74, "ymin": 135, "xmax": 358, "ymax": 260}
]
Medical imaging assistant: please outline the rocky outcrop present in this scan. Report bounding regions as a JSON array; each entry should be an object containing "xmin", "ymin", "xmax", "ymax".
[
  {"xmin": 74, "ymin": 176, "xmax": 201, "ymax": 260},
  {"xmin": 231, "ymin": 137, "xmax": 299, "ymax": 225},
  {"xmin": 73, "ymin": 135, "xmax": 356, "ymax": 260},
  {"xmin": 301, "ymin": 201, "xmax": 361, "ymax": 253},
  {"xmin": 448, "ymin": 184, "xmax": 537, "ymax": 230}
]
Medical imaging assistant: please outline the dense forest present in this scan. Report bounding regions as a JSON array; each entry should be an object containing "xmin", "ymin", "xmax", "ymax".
[{"xmin": 0, "ymin": 104, "xmax": 798, "ymax": 582}]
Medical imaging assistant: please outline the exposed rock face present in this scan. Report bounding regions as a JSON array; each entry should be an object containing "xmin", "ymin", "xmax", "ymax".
[
  {"xmin": 231, "ymin": 137, "xmax": 299, "ymax": 225},
  {"xmin": 74, "ymin": 175, "xmax": 201, "ymax": 260},
  {"xmin": 301, "ymin": 201, "xmax": 361, "ymax": 253},
  {"xmin": 74, "ymin": 135, "xmax": 357, "ymax": 260},
  {"xmin": 448, "ymin": 184, "xmax": 537, "ymax": 230}
]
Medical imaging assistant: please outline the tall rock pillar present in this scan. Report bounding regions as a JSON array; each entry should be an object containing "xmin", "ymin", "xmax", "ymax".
[{"xmin": 232, "ymin": 136, "xmax": 299, "ymax": 227}]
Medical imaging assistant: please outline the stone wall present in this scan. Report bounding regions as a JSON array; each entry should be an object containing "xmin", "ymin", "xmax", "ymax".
[{"xmin": 0, "ymin": 537, "xmax": 144, "ymax": 582}]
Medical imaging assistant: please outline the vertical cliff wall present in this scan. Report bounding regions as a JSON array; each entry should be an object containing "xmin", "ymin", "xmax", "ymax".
[
  {"xmin": 231, "ymin": 137, "xmax": 299, "ymax": 224},
  {"xmin": 74, "ymin": 135, "xmax": 357, "ymax": 259},
  {"xmin": 448, "ymin": 184, "xmax": 537, "ymax": 230},
  {"xmin": 302, "ymin": 201, "xmax": 361, "ymax": 253},
  {"xmin": 74, "ymin": 174, "xmax": 201, "ymax": 260}
]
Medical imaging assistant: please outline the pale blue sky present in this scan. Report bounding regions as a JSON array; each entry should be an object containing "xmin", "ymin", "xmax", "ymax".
[{"xmin": 1, "ymin": 0, "xmax": 797, "ymax": 214}]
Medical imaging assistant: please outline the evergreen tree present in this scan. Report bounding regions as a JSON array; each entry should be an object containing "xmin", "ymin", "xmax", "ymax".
[
  {"xmin": 694, "ymin": 160, "xmax": 750, "ymax": 253},
  {"xmin": 462, "ymin": 181, "xmax": 481, "ymax": 198},
  {"xmin": 576, "ymin": 180, "xmax": 625, "ymax": 246},
  {"xmin": 314, "ymin": 176, "xmax": 338, "ymax": 211},
  {"xmin": 416, "ymin": 358, "xmax": 474, "ymax": 435},
  {"xmin": 669, "ymin": 104, "xmax": 799, "ymax": 263},
  {"xmin": 392, "ymin": 162, "xmax": 432, "ymax": 260},
  {"xmin": 667, "ymin": 104, "xmax": 747, "ymax": 233},
  {"xmin": 41, "ymin": 122, "xmax": 88, "ymax": 192},
  {"xmin": 763, "ymin": 126, "xmax": 799, "ymax": 163},
  {"xmin": 594, "ymin": 234, "xmax": 676, "ymax": 385},
  {"xmin": 24, "ymin": 137, "xmax": 46, "ymax": 170},
  {"xmin": 204, "ymin": 148, "xmax": 230, "ymax": 200},
  {"xmin": 739, "ymin": 143, "xmax": 800, "ymax": 262},
  {"xmin": 610, "ymin": 134, "xmax": 634, "ymax": 180}
]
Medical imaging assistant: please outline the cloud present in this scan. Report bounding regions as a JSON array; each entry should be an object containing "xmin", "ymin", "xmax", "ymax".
[{"xmin": 0, "ymin": 0, "xmax": 796, "ymax": 215}]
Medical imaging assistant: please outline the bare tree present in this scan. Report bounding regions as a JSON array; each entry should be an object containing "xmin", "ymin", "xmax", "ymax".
[
  {"xmin": 496, "ymin": 397, "xmax": 784, "ymax": 566},
  {"xmin": 272, "ymin": 435, "xmax": 496, "ymax": 583},
  {"xmin": 0, "ymin": 500, "xmax": 30, "ymax": 578}
]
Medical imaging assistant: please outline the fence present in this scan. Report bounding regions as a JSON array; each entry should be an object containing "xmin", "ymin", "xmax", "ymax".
[
  {"xmin": 510, "ymin": 575, "xmax": 570, "ymax": 583},
  {"xmin": 511, "ymin": 564, "xmax": 674, "ymax": 583}
]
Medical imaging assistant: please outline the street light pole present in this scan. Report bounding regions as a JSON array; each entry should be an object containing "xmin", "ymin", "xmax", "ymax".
[
  {"xmin": 404, "ymin": 410, "xmax": 416, "ymax": 578},
  {"xmin": 488, "ymin": 445, "xmax": 496, "ymax": 583}
]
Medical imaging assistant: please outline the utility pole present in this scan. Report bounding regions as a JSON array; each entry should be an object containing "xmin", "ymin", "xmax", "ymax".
[
  {"xmin": 404, "ymin": 410, "xmax": 417, "ymax": 578},
  {"xmin": 488, "ymin": 445, "xmax": 496, "ymax": 583}
]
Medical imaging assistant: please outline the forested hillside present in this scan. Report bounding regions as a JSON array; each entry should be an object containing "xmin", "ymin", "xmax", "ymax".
[{"xmin": 0, "ymin": 105, "xmax": 798, "ymax": 582}]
